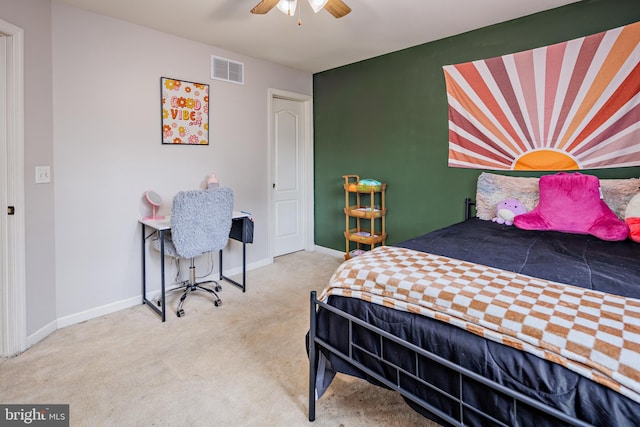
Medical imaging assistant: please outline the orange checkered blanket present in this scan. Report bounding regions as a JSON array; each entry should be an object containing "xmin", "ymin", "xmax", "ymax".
[{"xmin": 320, "ymin": 246, "xmax": 640, "ymax": 403}]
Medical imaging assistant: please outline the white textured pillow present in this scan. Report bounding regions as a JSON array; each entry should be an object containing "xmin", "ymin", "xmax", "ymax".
[
  {"xmin": 475, "ymin": 173, "xmax": 539, "ymax": 220},
  {"xmin": 601, "ymin": 178, "xmax": 640, "ymax": 219},
  {"xmin": 475, "ymin": 172, "xmax": 640, "ymax": 221}
]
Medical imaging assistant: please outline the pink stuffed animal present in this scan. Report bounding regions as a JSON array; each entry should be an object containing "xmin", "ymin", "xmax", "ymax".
[{"xmin": 492, "ymin": 198, "xmax": 528, "ymax": 226}]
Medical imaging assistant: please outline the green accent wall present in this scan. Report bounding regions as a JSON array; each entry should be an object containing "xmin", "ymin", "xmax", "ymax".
[{"xmin": 313, "ymin": 0, "xmax": 640, "ymax": 252}]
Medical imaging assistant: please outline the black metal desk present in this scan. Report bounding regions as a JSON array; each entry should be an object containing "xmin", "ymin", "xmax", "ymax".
[
  {"xmin": 140, "ymin": 217, "xmax": 171, "ymax": 322},
  {"xmin": 140, "ymin": 212, "xmax": 254, "ymax": 321},
  {"xmin": 219, "ymin": 214, "xmax": 254, "ymax": 292}
]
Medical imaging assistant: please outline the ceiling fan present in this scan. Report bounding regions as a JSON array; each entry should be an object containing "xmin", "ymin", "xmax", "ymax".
[{"xmin": 251, "ymin": 0, "xmax": 352, "ymax": 19}]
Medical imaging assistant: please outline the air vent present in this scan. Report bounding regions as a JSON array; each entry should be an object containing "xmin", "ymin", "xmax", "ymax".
[{"xmin": 211, "ymin": 55, "xmax": 244, "ymax": 85}]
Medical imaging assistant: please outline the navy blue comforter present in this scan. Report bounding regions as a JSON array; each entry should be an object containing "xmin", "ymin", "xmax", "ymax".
[
  {"xmin": 397, "ymin": 218, "xmax": 640, "ymax": 299},
  {"xmin": 316, "ymin": 219, "xmax": 640, "ymax": 427}
]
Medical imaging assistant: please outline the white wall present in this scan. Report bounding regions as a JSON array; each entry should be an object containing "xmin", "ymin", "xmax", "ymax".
[
  {"xmin": 0, "ymin": 0, "xmax": 57, "ymax": 338},
  {"xmin": 51, "ymin": 4, "xmax": 312, "ymax": 324}
]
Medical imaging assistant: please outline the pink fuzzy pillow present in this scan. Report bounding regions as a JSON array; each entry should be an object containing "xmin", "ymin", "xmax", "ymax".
[{"xmin": 513, "ymin": 172, "xmax": 629, "ymax": 241}]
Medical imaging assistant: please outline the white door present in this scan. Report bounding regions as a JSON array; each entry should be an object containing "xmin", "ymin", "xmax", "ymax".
[
  {"xmin": 0, "ymin": 19, "xmax": 26, "ymax": 357},
  {"xmin": 0, "ymin": 34, "xmax": 6, "ymax": 355},
  {"xmin": 272, "ymin": 97, "xmax": 306, "ymax": 256}
]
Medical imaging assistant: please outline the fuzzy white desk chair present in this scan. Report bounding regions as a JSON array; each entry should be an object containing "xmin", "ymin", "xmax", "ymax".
[{"xmin": 154, "ymin": 187, "xmax": 233, "ymax": 317}]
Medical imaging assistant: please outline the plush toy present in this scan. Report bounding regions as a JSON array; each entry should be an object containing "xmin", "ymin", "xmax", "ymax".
[
  {"xmin": 624, "ymin": 193, "xmax": 640, "ymax": 242},
  {"xmin": 492, "ymin": 198, "xmax": 528, "ymax": 226}
]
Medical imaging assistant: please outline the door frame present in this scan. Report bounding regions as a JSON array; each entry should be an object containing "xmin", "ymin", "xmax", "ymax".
[
  {"xmin": 0, "ymin": 18, "xmax": 27, "ymax": 357},
  {"xmin": 267, "ymin": 88, "xmax": 314, "ymax": 258}
]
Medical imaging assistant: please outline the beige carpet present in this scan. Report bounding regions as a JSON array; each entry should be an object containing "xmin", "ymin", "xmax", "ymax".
[{"xmin": 0, "ymin": 251, "xmax": 439, "ymax": 426}]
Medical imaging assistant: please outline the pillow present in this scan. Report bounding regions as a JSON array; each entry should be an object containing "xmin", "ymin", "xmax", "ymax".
[
  {"xmin": 475, "ymin": 172, "xmax": 640, "ymax": 221},
  {"xmin": 513, "ymin": 172, "xmax": 629, "ymax": 241},
  {"xmin": 475, "ymin": 173, "xmax": 538, "ymax": 220},
  {"xmin": 600, "ymin": 178, "xmax": 640, "ymax": 219}
]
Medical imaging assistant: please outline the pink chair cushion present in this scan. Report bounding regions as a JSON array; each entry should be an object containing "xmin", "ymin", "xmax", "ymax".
[{"xmin": 513, "ymin": 172, "xmax": 629, "ymax": 241}]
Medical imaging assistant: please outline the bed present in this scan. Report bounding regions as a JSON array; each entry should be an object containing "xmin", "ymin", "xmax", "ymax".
[{"xmin": 307, "ymin": 173, "xmax": 640, "ymax": 427}]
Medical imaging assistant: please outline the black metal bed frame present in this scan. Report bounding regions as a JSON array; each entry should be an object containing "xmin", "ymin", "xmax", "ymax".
[
  {"xmin": 308, "ymin": 292, "xmax": 595, "ymax": 426},
  {"xmin": 307, "ymin": 198, "xmax": 593, "ymax": 426}
]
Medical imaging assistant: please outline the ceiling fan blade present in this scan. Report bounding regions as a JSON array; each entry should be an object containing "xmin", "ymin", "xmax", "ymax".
[
  {"xmin": 324, "ymin": 0, "xmax": 351, "ymax": 18},
  {"xmin": 251, "ymin": 0, "xmax": 280, "ymax": 14}
]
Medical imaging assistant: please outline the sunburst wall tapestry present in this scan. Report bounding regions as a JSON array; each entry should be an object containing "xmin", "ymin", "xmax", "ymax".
[{"xmin": 443, "ymin": 21, "xmax": 640, "ymax": 171}]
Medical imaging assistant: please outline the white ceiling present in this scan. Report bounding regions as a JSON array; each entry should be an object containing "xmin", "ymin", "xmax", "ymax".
[{"xmin": 55, "ymin": 0, "xmax": 581, "ymax": 73}]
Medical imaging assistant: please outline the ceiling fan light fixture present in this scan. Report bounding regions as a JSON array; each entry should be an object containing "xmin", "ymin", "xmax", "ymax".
[
  {"xmin": 308, "ymin": 0, "xmax": 329, "ymax": 13},
  {"xmin": 251, "ymin": 0, "xmax": 350, "ymax": 18},
  {"xmin": 276, "ymin": 0, "xmax": 297, "ymax": 16}
]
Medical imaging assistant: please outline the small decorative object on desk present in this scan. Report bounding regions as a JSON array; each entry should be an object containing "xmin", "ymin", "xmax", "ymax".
[
  {"xmin": 144, "ymin": 190, "xmax": 165, "ymax": 220},
  {"xmin": 342, "ymin": 175, "xmax": 387, "ymax": 260},
  {"xmin": 207, "ymin": 173, "xmax": 219, "ymax": 189}
]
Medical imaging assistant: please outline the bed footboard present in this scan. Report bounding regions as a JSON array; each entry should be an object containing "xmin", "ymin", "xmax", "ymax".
[{"xmin": 308, "ymin": 291, "xmax": 592, "ymax": 426}]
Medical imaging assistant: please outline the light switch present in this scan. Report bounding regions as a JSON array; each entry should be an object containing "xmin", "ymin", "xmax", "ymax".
[{"xmin": 35, "ymin": 166, "xmax": 51, "ymax": 184}]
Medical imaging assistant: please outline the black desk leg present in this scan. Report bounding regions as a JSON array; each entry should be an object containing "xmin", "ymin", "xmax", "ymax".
[
  {"xmin": 141, "ymin": 225, "xmax": 146, "ymax": 304},
  {"xmin": 159, "ymin": 231, "xmax": 166, "ymax": 321},
  {"xmin": 219, "ymin": 241, "xmax": 247, "ymax": 292},
  {"xmin": 141, "ymin": 225, "xmax": 167, "ymax": 322}
]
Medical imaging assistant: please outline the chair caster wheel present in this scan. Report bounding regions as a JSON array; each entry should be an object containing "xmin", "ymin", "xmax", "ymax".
[
  {"xmin": 215, "ymin": 285, "xmax": 222, "ymax": 292},
  {"xmin": 214, "ymin": 300, "xmax": 222, "ymax": 307},
  {"xmin": 177, "ymin": 309, "xmax": 185, "ymax": 317},
  {"xmin": 156, "ymin": 299, "xmax": 162, "ymax": 307}
]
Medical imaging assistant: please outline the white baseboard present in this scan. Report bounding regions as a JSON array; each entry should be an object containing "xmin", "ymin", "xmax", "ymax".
[
  {"xmin": 56, "ymin": 295, "xmax": 141, "ymax": 329},
  {"xmin": 221, "ymin": 257, "xmax": 272, "ymax": 278},
  {"xmin": 25, "ymin": 256, "xmax": 274, "ymax": 348},
  {"xmin": 313, "ymin": 245, "xmax": 344, "ymax": 258},
  {"xmin": 26, "ymin": 320, "xmax": 57, "ymax": 349}
]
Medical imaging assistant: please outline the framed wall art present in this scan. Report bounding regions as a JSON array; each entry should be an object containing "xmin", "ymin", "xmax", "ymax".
[{"xmin": 161, "ymin": 77, "xmax": 209, "ymax": 145}]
